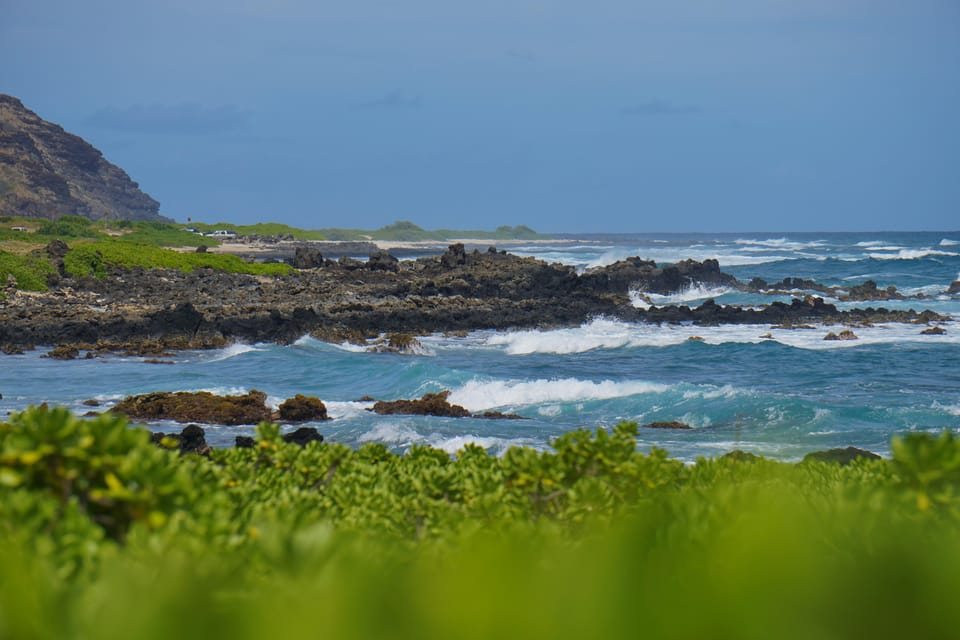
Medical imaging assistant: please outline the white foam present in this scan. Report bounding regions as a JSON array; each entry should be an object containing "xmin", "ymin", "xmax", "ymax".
[
  {"xmin": 485, "ymin": 318, "xmax": 636, "ymax": 354},
  {"xmin": 357, "ymin": 422, "xmax": 538, "ymax": 454},
  {"xmin": 940, "ymin": 239, "xmax": 959, "ymax": 247},
  {"xmin": 205, "ymin": 343, "xmax": 261, "ymax": 362},
  {"xmin": 357, "ymin": 422, "xmax": 419, "ymax": 445},
  {"xmin": 645, "ymin": 284, "xmax": 734, "ymax": 306},
  {"xmin": 448, "ymin": 377, "xmax": 671, "ymax": 411},
  {"xmin": 932, "ymin": 402, "xmax": 960, "ymax": 417},
  {"xmin": 734, "ymin": 238, "xmax": 825, "ymax": 251},
  {"xmin": 869, "ymin": 249, "xmax": 959, "ymax": 260},
  {"xmin": 585, "ymin": 248, "xmax": 637, "ymax": 269},
  {"xmin": 681, "ymin": 385, "xmax": 742, "ymax": 400},
  {"xmin": 324, "ymin": 400, "xmax": 375, "ymax": 419},
  {"xmin": 478, "ymin": 317, "xmax": 960, "ymax": 355}
]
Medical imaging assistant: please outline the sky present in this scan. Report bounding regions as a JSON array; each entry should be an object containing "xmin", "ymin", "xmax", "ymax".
[{"xmin": 1, "ymin": 0, "xmax": 958, "ymax": 232}]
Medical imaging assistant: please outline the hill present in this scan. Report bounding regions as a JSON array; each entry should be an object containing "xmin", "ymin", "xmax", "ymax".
[{"xmin": 0, "ymin": 94, "xmax": 165, "ymax": 221}]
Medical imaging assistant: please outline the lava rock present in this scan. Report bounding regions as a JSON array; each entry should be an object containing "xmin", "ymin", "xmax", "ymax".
[
  {"xmin": 371, "ymin": 391, "xmax": 471, "ymax": 417},
  {"xmin": 367, "ymin": 250, "xmax": 400, "ymax": 272},
  {"xmin": 277, "ymin": 394, "xmax": 329, "ymax": 422},
  {"xmin": 921, "ymin": 326, "xmax": 946, "ymax": 335},
  {"xmin": 281, "ymin": 427, "xmax": 324, "ymax": 446},
  {"xmin": 643, "ymin": 421, "xmax": 693, "ymax": 429},
  {"xmin": 113, "ymin": 390, "xmax": 272, "ymax": 425},
  {"xmin": 440, "ymin": 243, "xmax": 467, "ymax": 269},
  {"xmin": 46, "ymin": 344, "xmax": 80, "ymax": 359},
  {"xmin": 293, "ymin": 246, "xmax": 324, "ymax": 269},
  {"xmin": 824, "ymin": 330, "xmax": 858, "ymax": 341}
]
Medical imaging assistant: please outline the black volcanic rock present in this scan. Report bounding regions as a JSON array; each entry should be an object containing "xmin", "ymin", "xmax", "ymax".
[{"xmin": 0, "ymin": 94, "xmax": 165, "ymax": 221}]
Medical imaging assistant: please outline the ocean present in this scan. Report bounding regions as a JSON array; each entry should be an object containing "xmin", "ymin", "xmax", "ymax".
[{"xmin": 2, "ymin": 231, "xmax": 958, "ymax": 461}]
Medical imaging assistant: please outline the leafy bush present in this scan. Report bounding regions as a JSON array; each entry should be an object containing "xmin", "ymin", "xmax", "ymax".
[
  {"xmin": 37, "ymin": 216, "xmax": 103, "ymax": 239},
  {"xmin": 62, "ymin": 239, "xmax": 291, "ymax": 277},
  {"xmin": 3, "ymin": 408, "xmax": 960, "ymax": 639},
  {"xmin": 0, "ymin": 249, "xmax": 54, "ymax": 290}
]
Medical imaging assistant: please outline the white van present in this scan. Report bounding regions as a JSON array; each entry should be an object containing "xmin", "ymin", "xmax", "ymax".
[{"xmin": 206, "ymin": 229, "xmax": 237, "ymax": 238}]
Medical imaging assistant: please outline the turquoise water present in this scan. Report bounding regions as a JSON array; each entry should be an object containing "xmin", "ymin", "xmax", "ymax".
[{"xmin": 2, "ymin": 231, "xmax": 958, "ymax": 460}]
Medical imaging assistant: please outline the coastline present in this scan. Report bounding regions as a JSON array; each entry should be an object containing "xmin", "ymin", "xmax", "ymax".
[{"xmin": 0, "ymin": 242, "xmax": 949, "ymax": 352}]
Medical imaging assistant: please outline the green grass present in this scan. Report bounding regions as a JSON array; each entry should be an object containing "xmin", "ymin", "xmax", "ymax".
[
  {"xmin": 2, "ymin": 407, "xmax": 960, "ymax": 639},
  {"xmin": 0, "ymin": 249, "xmax": 54, "ymax": 291},
  {"xmin": 118, "ymin": 221, "xmax": 217, "ymax": 248},
  {"xmin": 62, "ymin": 239, "xmax": 292, "ymax": 278},
  {"xmin": 189, "ymin": 221, "xmax": 328, "ymax": 240}
]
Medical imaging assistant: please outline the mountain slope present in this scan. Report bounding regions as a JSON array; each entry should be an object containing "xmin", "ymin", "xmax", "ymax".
[{"xmin": 0, "ymin": 94, "xmax": 165, "ymax": 221}]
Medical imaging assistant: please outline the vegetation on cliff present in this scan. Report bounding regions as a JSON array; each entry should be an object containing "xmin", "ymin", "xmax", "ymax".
[{"xmin": 2, "ymin": 406, "xmax": 960, "ymax": 638}]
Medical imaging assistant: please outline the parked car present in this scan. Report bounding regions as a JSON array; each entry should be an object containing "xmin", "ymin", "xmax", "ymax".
[{"xmin": 206, "ymin": 229, "xmax": 237, "ymax": 238}]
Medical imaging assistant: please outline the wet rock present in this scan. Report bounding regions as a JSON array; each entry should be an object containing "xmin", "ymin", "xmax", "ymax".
[
  {"xmin": 1, "ymin": 343, "xmax": 25, "ymax": 355},
  {"xmin": 150, "ymin": 424, "xmax": 211, "ymax": 455},
  {"xmin": 46, "ymin": 344, "xmax": 80, "ymax": 359},
  {"xmin": 842, "ymin": 280, "xmax": 903, "ymax": 302},
  {"xmin": 293, "ymin": 246, "xmax": 324, "ymax": 269},
  {"xmin": 371, "ymin": 391, "xmax": 471, "ymax": 417},
  {"xmin": 474, "ymin": 411, "xmax": 525, "ymax": 420},
  {"xmin": 235, "ymin": 435, "xmax": 256, "ymax": 448},
  {"xmin": 368, "ymin": 333, "xmax": 423, "ymax": 354},
  {"xmin": 82, "ymin": 399, "xmax": 100, "ymax": 407},
  {"xmin": 687, "ymin": 336, "xmax": 704, "ymax": 342},
  {"xmin": 277, "ymin": 394, "xmax": 329, "ymax": 422},
  {"xmin": 802, "ymin": 447, "xmax": 882, "ymax": 465},
  {"xmin": 759, "ymin": 333, "xmax": 773, "ymax": 339},
  {"xmin": 824, "ymin": 329, "xmax": 858, "ymax": 341},
  {"xmin": 643, "ymin": 421, "xmax": 693, "ymax": 429},
  {"xmin": 310, "ymin": 325, "xmax": 370, "ymax": 345},
  {"xmin": 367, "ymin": 250, "xmax": 399, "ymax": 272},
  {"xmin": 113, "ymin": 390, "xmax": 272, "ymax": 425},
  {"xmin": 921, "ymin": 326, "xmax": 946, "ymax": 335},
  {"xmin": 281, "ymin": 427, "xmax": 324, "ymax": 446},
  {"xmin": 440, "ymin": 243, "xmax": 467, "ymax": 269},
  {"xmin": 947, "ymin": 281, "xmax": 960, "ymax": 295}
]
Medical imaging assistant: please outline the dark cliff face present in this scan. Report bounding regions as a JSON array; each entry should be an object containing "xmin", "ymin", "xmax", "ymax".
[{"xmin": 0, "ymin": 94, "xmax": 166, "ymax": 221}]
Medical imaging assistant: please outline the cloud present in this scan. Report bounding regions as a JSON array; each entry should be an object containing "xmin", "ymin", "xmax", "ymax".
[
  {"xmin": 355, "ymin": 89, "xmax": 422, "ymax": 110},
  {"xmin": 619, "ymin": 99, "xmax": 701, "ymax": 117},
  {"xmin": 85, "ymin": 103, "xmax": 247, "ymax": 134}
]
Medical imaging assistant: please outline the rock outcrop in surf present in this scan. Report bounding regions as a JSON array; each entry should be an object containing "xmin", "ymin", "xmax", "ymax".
[{"xmin": 0, "ymin": 244, "xmax": 948, "ymax": 349}]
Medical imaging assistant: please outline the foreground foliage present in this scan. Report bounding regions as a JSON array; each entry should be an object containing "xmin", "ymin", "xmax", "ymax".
[{"xmin": 2, "ymin": 407, "xmax": 959, "ymax": 639}]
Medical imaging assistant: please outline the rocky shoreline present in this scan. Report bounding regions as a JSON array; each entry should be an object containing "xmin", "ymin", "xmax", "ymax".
[{"xmin": 0, "ymin": 243, "xmax": 950, "ymax": 351}]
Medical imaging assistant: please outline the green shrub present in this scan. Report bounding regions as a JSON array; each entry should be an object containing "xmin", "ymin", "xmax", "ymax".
[
  {"xmin": 62, "ymin": 239, "xmax": 291, "ymax": 277},
  {"xmin": 37, "ymin": 216, "xmax": 103, "ymax": 239},
  {"xmin": 0, "ymin": 249, "xmax": 54, "ymax": 290},
  {"xmin": 3, "ymin": 407, "xmax": 960, "ymax": 640}
]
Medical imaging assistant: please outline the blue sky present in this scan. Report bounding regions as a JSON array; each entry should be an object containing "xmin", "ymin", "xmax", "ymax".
[{"xmin": 2, "ymin": 0, "xmax": 958, "ymax": 231}]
